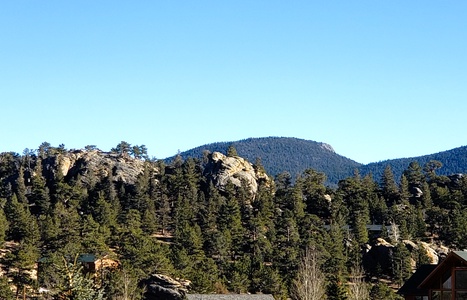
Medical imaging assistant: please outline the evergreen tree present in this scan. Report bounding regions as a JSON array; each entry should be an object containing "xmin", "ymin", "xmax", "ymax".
[
  {"xmin": 0, "ymin": 203, "xmax": 8, "ymax": 244},
  {"xmin": 423, "ymin": 160, "xmax": 443, "ymax": 181},
  {"xmin": 392, "ymin": 242, "xmax": 412, "ymax": 287},
  {"xmin": 403, "ymin": 162, "xmax": 424, "ymax": 203},
  {"xmin": 5, "ymin": 194, "xmax": 39, "ymax": 243},
  {"xmin": 326, "ymin": 273, "xmax": 348, "ymax": 300},
  {"xmin": 15, "ymin": 166, "xmax": 28, "ymax": 204},
  {"xmin": 299, "ymin": 169, "xmax": 329, "ymax": 219},
  {"xmin": 399, "ymin": 175, "xmax": 410, "ymax": 204},
  {"xmin": 227, "ymin": 255, "xmax": 251, "ymax": 293},
  {"xmin": 421, "ymin": 181, "xmax": 432, "ymax": 209},
  {"xmin": 338, "ymin": 176, "xmax": 370, "ymax": 245},
  {"xmin": 80, "ymin": 214, "xmax": 109, "ymax": 256},
  {"xmin": 226, "ymin": 145, "xmax": 238, "ymax": 157},
  {"xmin": 370, "ymin": 282, "xmax": 403, "ymax": 300},
  {"xmin": 0, "ymin": 276, "xmax": 14, "ymax": 300},
  {"xmin": 50, "ymin": 202, "xmax": 82, "ymax": 255},
  {"xmin": 381, "ymin": 165, "xmax": 400, "ymax": 205},
  {"xmin": 93, "ymin": 191, "xmax": 119, "ymax": 233},
  {"xmin": 54, "ymin": 255, "xmax": 104, "ymax": 300},
  {"xmin": 29, "ymin": 159, "xmax": 51, "ymax": 215},
  {"xmin": 112, "ymin": 141, "xmax": 132, "ymax": 156},
  {"xmin": 324, "ymin": 215, "xmax": 347, "ymax": 277},
  {"xmin": 9, "ymin": 241, "xmax": 40, "ymax": 299}
]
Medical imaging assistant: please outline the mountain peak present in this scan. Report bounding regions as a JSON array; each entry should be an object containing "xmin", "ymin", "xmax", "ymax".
[{"xmin": 319, "ymin": 142, "xmax": 335, "ymax": 153}]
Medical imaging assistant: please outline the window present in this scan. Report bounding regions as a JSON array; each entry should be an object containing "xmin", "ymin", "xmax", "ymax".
[
  {"xmin": 442, "ymin": 270, "xmax": 452, "ymax": 289},
  {"xmin": 441, "ymin": 291, "xmax": 451, "ymax": 300},
  {"xmin": 457, "ymin": 291, "xmax": 467, "ymax": 300},
  {"xmin": 456, "ymin": 270, "xmax": 467, "ymax": 289},
  {"xmin": 431, "ymin": 291, "xmax": 440, "ymax": 300}
]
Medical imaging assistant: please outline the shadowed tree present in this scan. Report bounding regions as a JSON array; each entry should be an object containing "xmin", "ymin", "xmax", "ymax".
[{"xmin": 381, "ymin": 165, "xmax": 399, "ymax": 205}]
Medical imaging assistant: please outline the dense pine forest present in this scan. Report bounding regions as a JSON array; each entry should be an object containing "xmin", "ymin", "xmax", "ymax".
[{"xmin": 1, "ymin": 141, "xmax": 467, "ymax": 299}]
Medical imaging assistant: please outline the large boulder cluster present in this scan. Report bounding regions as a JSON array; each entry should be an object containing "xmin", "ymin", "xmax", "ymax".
[
  {"xmin": 203, "ymin": 152, "xmax": 272, "ymax": 198},
  {"xmin": 51, "ymin": 149, "xmax": 148, "ymax": 184}
]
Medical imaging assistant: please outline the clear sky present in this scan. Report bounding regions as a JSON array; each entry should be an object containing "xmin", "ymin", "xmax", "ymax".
[{"xmin": 1, "ymin": 1, "xmax": 466, "ymax": 164}]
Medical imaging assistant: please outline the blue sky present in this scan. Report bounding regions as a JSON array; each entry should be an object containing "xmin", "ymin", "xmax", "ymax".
[{"xmin": 1, "ymin": 1, "xmax": 466, "ymax": 164}]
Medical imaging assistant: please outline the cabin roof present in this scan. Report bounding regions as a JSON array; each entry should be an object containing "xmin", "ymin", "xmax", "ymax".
[
  {"xmin": 419, "ymin": 251, "xmax": 467, "ymax": 289},
  {"xmin": 397, "ymin": 264, "xmax": 437, "ymax": 295}
]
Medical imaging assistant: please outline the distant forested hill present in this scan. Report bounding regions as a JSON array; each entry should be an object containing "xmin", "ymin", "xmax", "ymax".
[
  {"xmin": 358, "ymin": 145, "xmax": 467, "ymax": 182},
  {"xmin": 169, "ymin": 137, "xmax": 467, "ymax": 185},
  {"xmin": 168, "ymin": 137, "xmax": 362, "ymax": 184}
]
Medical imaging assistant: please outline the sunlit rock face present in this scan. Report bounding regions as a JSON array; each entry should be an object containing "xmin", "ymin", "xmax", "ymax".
[
  {"xmin": 51, "ymin": 149, "xmax": 152, "ymax": 184},
  {"xmin": 204, "ymin": 151, "xmax": 272, "ymax": 199}
]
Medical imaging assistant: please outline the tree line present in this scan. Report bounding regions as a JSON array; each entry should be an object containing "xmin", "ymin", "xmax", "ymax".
[{"xmin": 1, "ymin": 142, "xmax": 467, "ymax": 299}]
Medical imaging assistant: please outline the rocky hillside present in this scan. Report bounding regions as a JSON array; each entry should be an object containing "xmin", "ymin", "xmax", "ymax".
[{"xmin": 50, "ymin": 149, "xmax": 149, "ymax": 184}]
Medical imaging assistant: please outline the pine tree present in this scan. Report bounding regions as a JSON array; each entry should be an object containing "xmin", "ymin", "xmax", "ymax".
[
  {"xmin": 15, "ymin": 166, "xmax": 28, "ymax": 204},
  {"xmin": 10, "ymin": 241, "xmax": 40, "ymax": 299},
  {"xmin": 421, "ymin": 181, "xmax": 432, "ymax": 209},
  {"xmin": 338, "ymin": 176, "xmax": 370, "ymax": 245},
  {"xmin": 381, "ymin": 165, "xmax": 399, "ymax": 205},
  {"xmin": 0, "ymin": 276, "xmax": 14, "ymax": 300},
  {"xmin": 5, "ymin": 194, "xmax": 39, "ymax": 243},
  {"xmin": 226, "ymin": 145, "xmax": 238, "ymax": 157},
  {"xmin": 326, "ymin": 274, "xmax": 348, "ymax": 300},
  {"xmin": 0, "ymin": 203, "xmax": 8, "ymax": 244},
  {"xmin": 392, "ymin": 242, "xmax": 412, "ymax": 287},
  {"xmin": 30, "ymin": 160, "xmax": 51, "ymax": 215},
  {"xmin": 299, "ymin": 169, "xmax": 329, "ymax": 219},
  {"xmin": 54, "ymin": 255, "xmax": 104, "ymax": 300},
  {"xmin": 80, "ymin": 215, "xmax": 109, "ymax": 256},
  {"xmin": 399, "ymin": 175, "xmax": 410, "ymax": 204}
]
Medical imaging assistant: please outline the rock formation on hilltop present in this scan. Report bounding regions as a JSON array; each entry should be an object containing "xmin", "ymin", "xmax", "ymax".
[
  {"xmin": 203, "ymin": 152, "xmax": 272, "ymax": 198},
  {"xmin": 46, "ymin": 149, "xmax": 150, "ymax": 185}
]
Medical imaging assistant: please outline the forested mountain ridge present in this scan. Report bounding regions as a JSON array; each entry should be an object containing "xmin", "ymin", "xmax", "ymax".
[
  {"xmin": 167, "ymin": 137, "xmax": 362, "ymax": 184},
  {"xmin": 2, "ymin": 141, "xmax": 467, "ymax": 299},
  {"xmin": 359, "ymin": 145, "xmax": 467, "ymax": 183},
  {"xmin": 168, "ymin": 137, "xmax": 467, "ymax": 185}
]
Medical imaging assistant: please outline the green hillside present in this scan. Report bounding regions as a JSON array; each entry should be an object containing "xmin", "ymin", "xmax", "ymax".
[
  {"xmin": 169, "ymin": 137, "xmax": 362, "ymax": 184},
  {"xmin": 171, "ymin": 137, "xmax": 467, "ymax": 184},
  {"xmin": 359, "ymin": 145, "xmax": 467, "ymax": 182}
]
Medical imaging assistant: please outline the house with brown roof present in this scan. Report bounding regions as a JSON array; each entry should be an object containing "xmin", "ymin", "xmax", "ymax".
[{"xmin": 398, "ymin": 251, "xmax": 467, "ymax": 300}]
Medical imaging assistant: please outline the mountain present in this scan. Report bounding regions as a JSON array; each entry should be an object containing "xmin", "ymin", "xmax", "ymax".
[
  {"xmin": 167, "ymin": 137, "xmax": 362, "ymax": 184},
  {"xmin": 169, "ymin": 137, "xmax": 467, "ymax": 185},
  {"xmin": 358, "ymin": 145, "xmax": 467, "ymax": 182}
]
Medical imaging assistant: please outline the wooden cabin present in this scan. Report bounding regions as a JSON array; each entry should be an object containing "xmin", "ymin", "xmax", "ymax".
[{"xmin": 399, "ymin": 251, "xmax": 467, "ymax": 300}]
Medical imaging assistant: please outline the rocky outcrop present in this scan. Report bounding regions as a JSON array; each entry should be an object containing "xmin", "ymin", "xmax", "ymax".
[
  {"xmin": 51, "ymin": 149, "xmax": 150, "ymax": 184},
  {"xmin": 319, "ymin": 142, "xmax": 335, "ymax": 152},
  {"xmin": 141, "ymin": 274, "xmax": 190, "ymax": 300},
  {"xmin": 363, "ymin": 238, "xmax": 395, "ymax": 275},
  {"xmin": 363, "ymin": 238, "xmax": 448, "ymax": 276},
  {"xmin": 203, "ymin": 152, "xmax": 272, "ymax": 198},
  {"xmin": 420, "ymin": 242, "xmax": 440, "ymax": 264}
]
